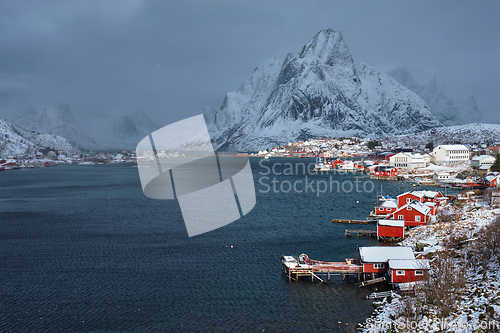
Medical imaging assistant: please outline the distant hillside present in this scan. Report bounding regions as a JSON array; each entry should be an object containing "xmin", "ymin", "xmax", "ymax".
[
  {"xmin": 382, "ymin": 123, "xmax": 500, "ymax": 148},
  {"xmin": 0, "ymin": 116, "xmax": 81, "ymax": 157},
  {"xmin": 388, "ymin": 67, "xmax": 483, "ymax": 126}
]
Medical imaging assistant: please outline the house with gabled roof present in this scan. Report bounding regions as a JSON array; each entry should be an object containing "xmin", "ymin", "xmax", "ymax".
[
  {"xmin": 397, "ymin": 190, "xmax": 444, "ymax": 209},
  {"xmin": 431, "ymin": 144, "xmax": 470, "ymax": 166},
  {"xmin": 385, "ymin": 200, "xmax": 431, "ymax": 226},
  {"xmin": 358, "ymin": 246, "xmax": 414, "ymax": 275},
  {"xmin": 387, "ymin": 259, "xmax": 430, "ymax": 284}
]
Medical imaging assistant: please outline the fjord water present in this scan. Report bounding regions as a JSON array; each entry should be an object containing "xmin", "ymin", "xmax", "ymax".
[{"xmin": 0, "ymin": 158, "xmax": 427, "ymax": 332}]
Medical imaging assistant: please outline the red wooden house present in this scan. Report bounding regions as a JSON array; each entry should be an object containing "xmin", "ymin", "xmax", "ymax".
[
  {"xmin": 385, "ymin": 200, "xmax": 431, "ymax": 226},
  {"xmin": 377, "ymin": 219, "xmax": 405, "ymax": 239},
  {"xmin": 374, "ymin": 200, "xmax": 398, "ymax": 216},
  {"xmin": 358, "ymin": 246, "xmax": 414, "ymax": 275},
  {"xmin": 387, "ymin": 259, "xmax": 430, "ymax": 283},
  {"xmin": 397, "ymin": 190, "xmax": 443, "ymax": 208},
  {"xmin": 484, "ymin": 172, "xmax": 500, "ymax": 187},
  {"xmin": 424, "ymin": 201, "xmax": 438, "ymax": 215},
  {"xmin": 1, "ymin": 160, "xmax": 19, "ymax": 169},
  {"xmin": 373, "ymin": 165, "xmax": 398, "ymax": 177}
]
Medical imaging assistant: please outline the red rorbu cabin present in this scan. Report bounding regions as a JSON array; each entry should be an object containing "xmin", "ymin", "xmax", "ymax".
[
  {"xmin": 387, "ymin": 259, "xmax": 430, "ymax": 284},
  {"xmin": 373, "ymin": 165, "xmax": 398, "ymax": 177},
  {"xmin": 358, "ymin": 246, "xmax": 414, "ymax": 275},
  {"xmin": 374, "ymin": 200, "xmax": 398, "ymax": 216},
  {"xmin": 385, "ymin": 200, "xmax": 431, "ymax": 227},
  {"xmin": 377, "ymin": 219, "xmax": 405, "ymax": 239},
  {"xmin": 397, "ymin": 190, "xmax": 444, "ymax": 208}
]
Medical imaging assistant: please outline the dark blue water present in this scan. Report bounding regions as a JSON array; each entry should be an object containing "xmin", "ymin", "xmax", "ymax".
[{"xmin": 0, "ymin": 158, "xmax": 447, "ymax": 332}]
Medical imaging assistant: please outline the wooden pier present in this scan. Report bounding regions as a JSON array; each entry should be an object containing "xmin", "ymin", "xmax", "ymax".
[
  {"xmin": 355, "ymin": 276, "xmax": 386, "ymax": 287},
  {"xmin": 281, "ymin": 254, "xmax": 364, "ymax": 282},
  {"xmin": 366, "ymin": 290, "xmax": 396, "ymax": 299},
  {"xmin": 332, "ymin": 219, "xmax": 370, "ymax": 224},
  {"xmin": 345, "ymin": 229, "xmax": 376, "ymax": 237}
]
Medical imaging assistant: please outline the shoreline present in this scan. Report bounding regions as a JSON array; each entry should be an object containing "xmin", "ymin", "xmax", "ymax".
[{"xmin": 359, "ymin": 199, "xmax": 500, "ymax": 332}]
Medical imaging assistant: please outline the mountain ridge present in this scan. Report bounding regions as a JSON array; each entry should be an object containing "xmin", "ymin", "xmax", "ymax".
[{"xmin": 207, "ymin": 29, "xmax": 443, "ymax": 151}]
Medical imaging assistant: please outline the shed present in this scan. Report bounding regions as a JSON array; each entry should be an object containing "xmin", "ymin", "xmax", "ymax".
[
  {"xmin": 377, "ymin": 219, "xmax": 405, "ymax": 239},
  {"xmin": 359, "ymin": 246, "xmax": 414, "ymax": 274},
  {"xmin": 388, "ymin": 259, "xmax": 430, "ymax": 283}
]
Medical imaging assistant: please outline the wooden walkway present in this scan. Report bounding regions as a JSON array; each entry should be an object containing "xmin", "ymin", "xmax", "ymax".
[
  {"xmin": 345, "ymin": 229, "xmax": 376, "ymax": 237},
  {"xmin": 332, "ymin": 219, "xmax": 370, "ymax": 224},
  {"xmin": 282, "ymin": 255, "xmax": 363, "ymax": 282},
  {"xmin": 355, "ymin": 276, "xmax": 386, "ymax": 287}
]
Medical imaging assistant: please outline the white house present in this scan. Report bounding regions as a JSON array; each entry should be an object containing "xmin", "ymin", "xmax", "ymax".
[
  {"xmin": 432, "ymin": 172, "xmax": 450, "ymax": 180},
  {"xmin": 471, "ymin": 155, "xmax": 495, "ymax": 168},
  {"xmin": 389, "ymin": 152, "xmax": 429, "ymax": 169},
  {"xmin": 431, "ymin": 144, "xmax": 470, "ymax": 166}
]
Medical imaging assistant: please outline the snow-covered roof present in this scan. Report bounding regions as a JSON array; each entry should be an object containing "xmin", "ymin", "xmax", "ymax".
[
  {"xmin": 410, "ymin": 190, "xmax": 440, "ymax": 199},
  {"xmin": 472, "ymin": 155, "xmax": 494, "ymax": 161},
  {"xmin": 392, "ymin": 200, "xmax": 432, "ymax": 216},
  {"xmin": 409, "ymin": 201, "xmax": 432, "ymax": 215},
  {"xmin": 424, "ymin": 201, "xmax": 437, "ymax": 207},
  {"xmin": 380, "ymin": 200, "xmax": 397, "ymax": 208},
  {"xmin": 359, "ymin": 246, "xmax": 414, "ymax": 263},
  {"xmin": 436, "ymin": 144, "xmax": 469, "ymax": 151},
  {"xmin": 479, "ymin": 165, "xmax": 492, "ymax": 170},
  {"xmin": 378, "ymin": 219, "xmax": 405, "ymax": 227},
  {"xmin": 388, "ymin": 259, "xmax": 430, "ymax": 270}
]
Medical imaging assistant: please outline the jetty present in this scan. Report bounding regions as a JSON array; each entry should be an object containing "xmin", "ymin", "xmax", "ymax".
[
  {"xmin": 366, "ymin": 290, "xmax": 397, "ymax": 299},
  {"xmin": 331, "ymin": 219, "xmax": 371, "ymax": 224},
  {"xmin": 345, "ymin": 229, "xmax": 376, "ymax": 237},
  {"xmin": 355, "ymin": 276, "xmax": 386, "ymax": 287},
  {"xmin": 281, "ymin": 254, "xmax": 363, "ymax": 282}
]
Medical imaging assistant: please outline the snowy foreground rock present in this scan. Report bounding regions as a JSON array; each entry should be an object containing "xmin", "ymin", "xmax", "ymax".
[
  {"xmin": 361, "ymin": 201, "xmax": 500, "ymax": 333},
  {"xmin": 207, "ymin": 29, "xmax": 442, "ymax": 151}
]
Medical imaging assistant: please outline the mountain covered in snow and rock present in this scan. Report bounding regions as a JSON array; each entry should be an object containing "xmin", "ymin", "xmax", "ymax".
[
  {"xmin": 0, "ymin": 116, "xmax": 81, "ymax": 157},
  {"xmin": 388, "ymin": 67, "xmax": 483, "ymax": 126},
  {"xmin": 14, "ymin": 102, "xmax": 103, "ymax": 151},
  {"xmin": 206, "ymin": 29, "xmax": 443, "ymax": 151},
  {"xmin": 382, "ymin": 123, "xmax": 500, "ymax": 148},
  {"xmin": 83, "ymin": 110, "xmax": 160, "ymax": 151},
  {"xmin": 13, "ymin": 103, "xmax": 159, "ymax": 151}
]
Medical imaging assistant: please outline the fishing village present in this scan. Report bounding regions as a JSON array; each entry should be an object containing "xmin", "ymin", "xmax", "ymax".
[{"xmin": 271, "ymin": 137, "xmax": 500, "ymax": 331}]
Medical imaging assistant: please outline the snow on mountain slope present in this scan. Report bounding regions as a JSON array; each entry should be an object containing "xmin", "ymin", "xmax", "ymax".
[
  {"xmin": 208, "ymin": 29, "xmax": 442, "ymax": 151},
  {"xmin": 88, "ymin": 110, "xmax": 160, "ymax": 151},
  {"xmin": 388, "ymin": 67, "xmax": 483, "ymax": 126},
  {"xmin": 382, "ymin": 123, "xmax": 500, "ymax": 147},
  {"xmin": 0, "ymin": 116, "xmax": 81, "ymax": 157},
  {"xmin": 14, "ymin": 102, "xmax": 103, "ymax": 151}
]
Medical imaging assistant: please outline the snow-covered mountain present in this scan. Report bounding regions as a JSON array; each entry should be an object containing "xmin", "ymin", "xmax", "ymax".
[
  {"xmin": 0, "ymin": 116, "xmax": 81, "ymax": 157},
  {"xmin": 382, "ymin": 123, "xmax": 500, "ymax": 148},
  {"xmin": 388, "ymin": 67, "xmax": 483, "ymax": 126},
  {"xmin": 14, "ymin": 102, "xmax": 103, "ymax": 151},
  {"xmin": 207, "ymin": 29, "xmax": 442, "ymax": 151},
  {"xmin": 87, "ymin": 110, "xmax": 160, "ymax": 151}
]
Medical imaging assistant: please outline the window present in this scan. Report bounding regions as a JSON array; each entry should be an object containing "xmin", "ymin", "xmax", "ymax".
[
  {"xmin": 416, "ymin": 216, "xmax": 421, "ymax": 221},
  {"xmin": 374, "ymin": 263, "xmax": 385, "ymax": 269},
  {"xmin": 406, "ymin": 198, "xmax": 411, "ymax": 203},
  {"xmin": 398, "ymin": 215, "xmax": 404, "ymax": 220},
  {"xmin": 396, "ymin": 270, "xmax": 405, "ymax": 276},
  {"xmin": 407, "ymin": 206, "xmax": 412, "ymax": 210},
  {"xmin": 415, "ymin": 270, "xmax": 424, "ymax": 276}
]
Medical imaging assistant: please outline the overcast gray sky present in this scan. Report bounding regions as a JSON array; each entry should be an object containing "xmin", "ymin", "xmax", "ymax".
[{"xmin": 1, "ymin": 0, "xmax": 499, "ymax": 127}]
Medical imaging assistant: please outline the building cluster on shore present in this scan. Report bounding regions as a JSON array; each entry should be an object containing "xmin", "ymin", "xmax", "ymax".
[
  {"xmin": 0, "ymin": 150, "xmax": 136, "ymax": 171},
  {"xmin": 257, "ymin": 137, "xmax": 500, "ymax": 189}
]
